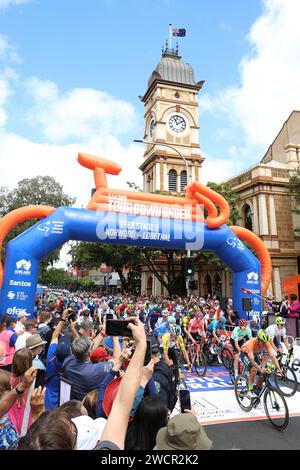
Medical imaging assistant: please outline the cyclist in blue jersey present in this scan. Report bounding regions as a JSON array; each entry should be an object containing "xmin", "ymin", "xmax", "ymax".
[{"xmin": 207, "ymin": 316, "xmax": 229, "ymax": 346}]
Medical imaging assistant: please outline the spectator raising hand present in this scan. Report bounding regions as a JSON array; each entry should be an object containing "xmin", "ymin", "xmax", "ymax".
[{"xmin": 30, "ymin": 386, "xmax": 46, "ymax": 423}]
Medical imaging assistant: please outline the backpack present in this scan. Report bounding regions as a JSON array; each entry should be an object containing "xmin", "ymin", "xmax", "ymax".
[{"xmin": 153, "ymin": 360, "xmax": 177, "ymax": 411}]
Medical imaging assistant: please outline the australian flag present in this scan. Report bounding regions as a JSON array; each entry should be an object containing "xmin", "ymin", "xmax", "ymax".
[{"xmin": 172, "ymin": 28, "xmax": 186, "ymax": 37}]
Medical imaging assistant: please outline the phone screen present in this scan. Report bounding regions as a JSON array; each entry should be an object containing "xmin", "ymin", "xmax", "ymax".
[
  {"xmin": 144, "ymin": 339, "xmax": 151, "ymax": 366},
  {"xmin": 179, "ymin": 389, "xmax": 191, "ymax": 413},
  {"xmin": 106, "ymin": 319, "xmax": 133, "ymax": 337}
]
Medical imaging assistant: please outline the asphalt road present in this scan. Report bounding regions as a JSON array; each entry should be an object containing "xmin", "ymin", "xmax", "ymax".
[{"xmin": 206, "ymin": 416, "xmax": 300, "ymax": 450}]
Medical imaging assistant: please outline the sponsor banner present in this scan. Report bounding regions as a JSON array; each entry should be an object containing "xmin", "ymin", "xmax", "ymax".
[
  {"xmin": 174, "ymin": 365, "xmax": 300, "ymax": 425},
  {"xmin": 172, "ymin": 389, "xmax": 300, "ymax": 426},
  {"xmin": 14, "ymin": 259, "xmax": 31, "ymax": 276},
  {"xmin": 6, "ymin": 306, "xmax": 30, "ymax": 316},
  {"xmin": 37, "ymin": 220, "xmax": 64, "ymax": 235},
  {"xmin": 182, "ymin": 366, "xmax": 232, "ymax": 392}
]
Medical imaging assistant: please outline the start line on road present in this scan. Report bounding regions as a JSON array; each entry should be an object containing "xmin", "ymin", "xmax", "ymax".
[{"xmin": 173, "ymin": 366, "xmax": 300, "ymax": 426}]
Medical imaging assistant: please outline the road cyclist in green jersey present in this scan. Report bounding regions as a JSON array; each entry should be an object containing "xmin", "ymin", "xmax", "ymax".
[{"xmin": 230, "ymin": 319, "xmax": 252, "ymax": 379}]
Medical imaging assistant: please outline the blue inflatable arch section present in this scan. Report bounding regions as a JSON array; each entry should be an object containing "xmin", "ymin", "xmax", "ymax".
[{"xmin": 0, "ymin": 207, "xmax": 262, "ymax": 319}]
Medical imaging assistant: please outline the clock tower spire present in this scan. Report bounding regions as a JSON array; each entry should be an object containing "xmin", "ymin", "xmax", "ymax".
[{"xmin": 139, "ymin": 45, "xmax": 205, "ymax": 193}]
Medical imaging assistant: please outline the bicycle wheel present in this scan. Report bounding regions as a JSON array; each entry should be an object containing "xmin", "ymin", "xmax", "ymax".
[
  {"xmin": 234, "ymin": 374, "xmax": 253, "ymax": 412},
  {"xmin": 263, "ymin": 388, "xmax": 289, "ymax": 431},
  {"xmin": 274, "ymin": 365, "xmax": 298, "ymax": 398},
  {"xmin": 229, "ymin": 358, "xmax": 235, "ymax": 384},
  {"xmin": 193, "ymin": 351, "xmax": 207, "ymax": 377},
  {"xmin": 220, "ymin": 346, "xmax": 233, "ymax": 369}
]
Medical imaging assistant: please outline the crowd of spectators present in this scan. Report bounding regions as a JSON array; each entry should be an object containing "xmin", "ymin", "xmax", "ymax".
[{"xmin": 0, "ymin": 288, "xmax": 298, "ymax": 451}]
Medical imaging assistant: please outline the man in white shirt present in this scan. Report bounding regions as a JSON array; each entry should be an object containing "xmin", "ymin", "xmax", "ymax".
[
  {"xmin": 15, "ymin": 320, "xmax": 38, "ymax": 350},
  {"xmin": 15, "ymin": 312, "xmax": 31, "ymax": 334}
]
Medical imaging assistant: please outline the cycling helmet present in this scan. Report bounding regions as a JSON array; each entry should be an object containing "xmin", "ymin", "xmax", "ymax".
[
  {"xmin": 167, "ymin": 316, "xmax": 176, "ymax": 325},
  {"xmin": 162, "ymin": 309, "xmax": 169, "ymax": 317},
  {"xmin": 175, "ymin": 305, "xmax": 182, "ymax": 313},
  {"xmin": 238, "ymin": 319, "xmax": 248, "ymax": 327},
  {"xmin": 275, "ymin": 316, "xmax": 285, "ymax": 326},
  {"xmin": 194, "ymin": 305, "xmax": 200, "ymax": 311},
  {"xmin": 169, "ymin": 324, "xmax": 181, "ymax": 336},
  {"xmin": 257, "ymin": 329, "xmax": 270, "ymax": 343}
]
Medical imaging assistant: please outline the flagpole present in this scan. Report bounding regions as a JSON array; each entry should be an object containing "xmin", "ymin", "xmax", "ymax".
[{"xmin": 169, "ymin": 23, "xmax": 172, "ymax": 49}]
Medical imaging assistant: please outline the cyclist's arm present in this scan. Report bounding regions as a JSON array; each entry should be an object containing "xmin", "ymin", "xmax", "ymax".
[
  {"xmin": 162, "ymin": 335, "xmax": 173, "ymax": 367},
  {"xmin": 267, "ymin": 346, "xmax": 282, "ymax": 372},
  {"xmin": 268, "ymin": 335, "xmax": 278, "ymax": 353},
  {"xmin": 247, "ymin": 352, "xmax": 263, "ymax": 372},
  {"xmin": 199, "ymin": 326, "xmax": 206, "ymax": 340},
  {"xmin": 187, "ymin": 324, "xmax": 196, "ymax": 344},
  {"xmin": 178, "ymin": 337, "xmax": 191, "ymax": 367},
  {"xmin": 212, "ymin": 330, "xmax": 220, "ymax": 343},
  {"xmin": 234, "ymin": 339, "xmax": 241, "ymax": 353}
]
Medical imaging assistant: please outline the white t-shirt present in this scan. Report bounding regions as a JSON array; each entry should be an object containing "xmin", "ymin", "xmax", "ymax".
[
  {"xmin": 15, "ymin": 332, "xmax": 32, "ymax": 350},
  {"xmin": 265, "ymin": 324, "xmax": 286, "ymax": 339},
  {"xmin": 15, "ymin": 321, "xmax": 26, "ymax": 334}
]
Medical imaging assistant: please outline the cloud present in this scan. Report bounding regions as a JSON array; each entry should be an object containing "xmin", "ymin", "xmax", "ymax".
[
  {"xmin": 202, "ymin": 0, "xmax": 300, "ymax": 148},
  {"xmin": 0, "ymin": 0, "xmax": 30, "ymax": 10},
  {"xmin": 25, "ymin": 77, "xmax": 138, "ymax": 143}
]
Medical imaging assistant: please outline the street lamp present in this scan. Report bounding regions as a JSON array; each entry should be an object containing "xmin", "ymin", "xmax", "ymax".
[
  {"xmin": 133, "ymin": 138, "xmax": 193, "ymax": 297},
  {"xmin": 133, "ymin": 139, "xmax": 190, "ymax": 184}
]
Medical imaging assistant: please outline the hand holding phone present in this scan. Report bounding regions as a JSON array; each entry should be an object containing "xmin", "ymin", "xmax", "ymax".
[
  {"xmin": 105, "ymin": 319, "xmax": 134, "ymax": 337},
  {"xmin": 179, "ymin": 389, "xmax": 191, "ymax": 414}
]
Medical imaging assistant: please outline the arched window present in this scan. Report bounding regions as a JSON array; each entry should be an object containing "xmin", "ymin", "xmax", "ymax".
[
  {"xmin": 243, "ymin": 204, "xmax": 253, "ymax": 231},
  {"xmin": 180, "ymin": 170, "xmax": 187, "ymax": 192},
  {"xmin": 168, "ymin": 169, "xmax": 177, "ymax": 192}
]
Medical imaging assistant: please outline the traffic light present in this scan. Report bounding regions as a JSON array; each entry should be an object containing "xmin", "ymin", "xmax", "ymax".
[
  {"xmin": 188, "ymin": 280, "xmax": 197, "ymax": 290},
  {"xmin": 184, "ymin": 257, "xmax": 195, "ymax": 277}
]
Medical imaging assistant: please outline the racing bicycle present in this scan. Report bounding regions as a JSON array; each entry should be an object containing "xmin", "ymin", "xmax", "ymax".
[
  {"xmin": 234, "ymin": 371, "xmax": 289, "ymax": 431},
  {"xmin": 186, "ymin": 340, "xmax": 207, "ymax": 377},
  {"xmin": 203, "ymin": 336, "xmax": 233, "ymax": 369}
]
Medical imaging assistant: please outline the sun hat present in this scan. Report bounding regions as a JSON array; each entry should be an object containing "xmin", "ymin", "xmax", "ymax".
[
  {"xmin": 26, "ymin": 334, "xmax": 47, "ymax": 349},
  {"xmin": 90, "ymin": 347, "xmax": 112, "ymax": 363},
  {"xmin": 156, "ymin": 413, "xmax": 212, "ymax": 451},
  {"xmin": 102, "ymin": 377, "xmax": 143, "ymax": 420},
  {"xmin": 102, "ymin": 377, "xmax": 122, "ymax": 417},
  {"xmin": 72, "ymin": 415, "xmax": 106, "ymax": 450},
  {"xmin": 17, "ymin": 312, "xmax": 30, "ymax": 319}
]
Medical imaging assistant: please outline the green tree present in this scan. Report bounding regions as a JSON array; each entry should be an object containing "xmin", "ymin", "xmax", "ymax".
[
  {"xmin": 39, "ymin": 267, "xmax": 66, "ymax": 286},
  {"xmin": 1, "ymin": 176, "xmax": 75, "ymax": 271},
  {"xmin": 69, "ymin": 242, "xmax": 142, "ymax": 292}
]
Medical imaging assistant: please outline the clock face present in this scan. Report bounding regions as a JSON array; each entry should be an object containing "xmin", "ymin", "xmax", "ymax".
[
  {"xmin": 150, "ymin": 120, "xmax": 155, "ymax": 138},
  {"xmin": 168, "ymin": 114, "xmax": 186, "ymax": 133}
]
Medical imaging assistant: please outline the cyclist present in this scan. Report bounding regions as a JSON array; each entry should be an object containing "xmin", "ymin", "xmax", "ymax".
[
  {"xmin": 181, "ymin": 310, "xmax": 192, "ymax": 343},
  {"xmin": 160, "ymin": 324, "xmax": 192, "ymax": 371},
  {"xmin": 240, "ymin": 329, "xmax": 282, "ymax": 396},
  {"xmin": 187, "ymin": 309, "xmax": 207, "ymax": 347},
  {"xmin": 207, "ymin": 316, "xmax": 229, "ymax": 350},
  {"xmin": 230, "ymin": 319, "xmax": 252, "ymax": 379},
  {"xmin": 265, "ymin": 316, "xmax": 291, "ymax": 355}
]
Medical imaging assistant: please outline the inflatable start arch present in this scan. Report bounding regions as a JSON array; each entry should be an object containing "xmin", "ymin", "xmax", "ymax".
[{"xmin": 0, "ymin": 153, "xmax": 272, "ymax": 321}]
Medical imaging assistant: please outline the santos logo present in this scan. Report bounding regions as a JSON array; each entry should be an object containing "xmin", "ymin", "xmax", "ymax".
[
  {"xmin": 7, "ymin": 291, "xmax": 16, "ymax": 300},
  {"xmin": 6, "ymin": 307, "xmax": 28, "ymax": 315},
  {"xmin": 9, "ymin": 280, "xmax": 31, "ymax": 287}
]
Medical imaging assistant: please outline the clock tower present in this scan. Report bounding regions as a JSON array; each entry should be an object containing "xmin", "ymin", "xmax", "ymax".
[{"xmin": 139, "ymin": 43, "xmax": 205, "ymax": 193}]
